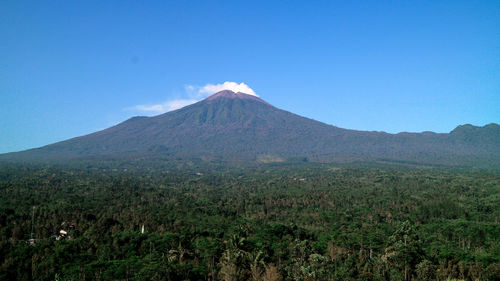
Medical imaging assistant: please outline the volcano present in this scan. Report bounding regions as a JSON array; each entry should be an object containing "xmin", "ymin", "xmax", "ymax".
[{"xmin": 2, "ymin": 90, "xmax": 499, "ymax": 166}]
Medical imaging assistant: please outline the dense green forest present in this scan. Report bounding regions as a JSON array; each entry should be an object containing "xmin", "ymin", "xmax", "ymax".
[{"xmin": 1, "ymin": 162, "xmax": 500, "ymax": 280}]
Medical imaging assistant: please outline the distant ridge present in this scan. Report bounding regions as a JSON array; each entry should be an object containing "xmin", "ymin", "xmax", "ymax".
[{"xmin": 1, "ymin": 90, "xmax": 499, "ymax": 167}]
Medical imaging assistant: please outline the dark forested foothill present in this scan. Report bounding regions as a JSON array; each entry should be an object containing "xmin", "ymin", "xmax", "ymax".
[{"xmin": 1, "ymin": 162, "xmax": 500, "ymax": 280}]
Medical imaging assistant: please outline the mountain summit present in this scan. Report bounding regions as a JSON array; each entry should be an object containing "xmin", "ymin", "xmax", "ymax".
[
  {"xmin": 205, "ymin": 90, "xmax": 270, "ymax": 105},
  {"xmin": 2, "ymin": 90, "xmax": 499, "ymax": 166}
]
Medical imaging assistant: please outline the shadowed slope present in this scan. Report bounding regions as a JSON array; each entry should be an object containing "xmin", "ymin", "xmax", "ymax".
[{"xmin": 2, "ymin": 90, "xmax": 499, "ymax": 166}]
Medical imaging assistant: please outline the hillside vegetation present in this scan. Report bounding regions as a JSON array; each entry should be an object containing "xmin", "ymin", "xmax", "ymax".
[
  {"xmin": 3, "ymin": 91, "xmax": 499, "ymax": 167},
  {"xmin": 1, "ymin": 162, "xmax": 500, "ymax": 280}
]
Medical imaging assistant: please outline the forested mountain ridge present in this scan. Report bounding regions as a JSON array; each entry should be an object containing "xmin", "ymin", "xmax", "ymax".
[{"xmin": 1, "ymin": 90, "xmax": 499, "ymax": 167}]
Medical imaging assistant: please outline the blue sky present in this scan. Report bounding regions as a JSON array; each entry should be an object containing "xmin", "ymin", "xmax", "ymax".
[{"xmin": 1, "ymin": 1, "xmax": 499, "ymax": 153}]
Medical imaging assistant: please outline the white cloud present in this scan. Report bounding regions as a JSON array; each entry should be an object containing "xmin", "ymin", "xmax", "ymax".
[
  {"xmin": 127, "ymin": 81, "xmax": 257, "ymax": 115},
  {"xmin": 198, "ymin": 81, "xmax": 258, "ymax": 97}
]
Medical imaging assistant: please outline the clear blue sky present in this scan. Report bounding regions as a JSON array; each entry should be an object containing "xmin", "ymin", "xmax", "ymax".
[{"xmin": 1, "ymin": 0, "xmax": 499, "ymax": 153}]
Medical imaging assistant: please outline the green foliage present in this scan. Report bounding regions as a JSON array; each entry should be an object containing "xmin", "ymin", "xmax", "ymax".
[
  {"xmin": 384, "ymin": 221, "xmax": 423, "ymax": 280},
  {"xmin": 415, "ymin": 260, "xmax": 435, "ymax": 281},
  {"xmin": 0, "ymin": 163, "xmax": 499, "ymax": 280}
]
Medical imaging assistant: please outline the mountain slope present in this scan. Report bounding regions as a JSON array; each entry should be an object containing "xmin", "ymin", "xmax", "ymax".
[{"xmin": 2, "ymin": 90, "xmax": 499, "ymax": 166}]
